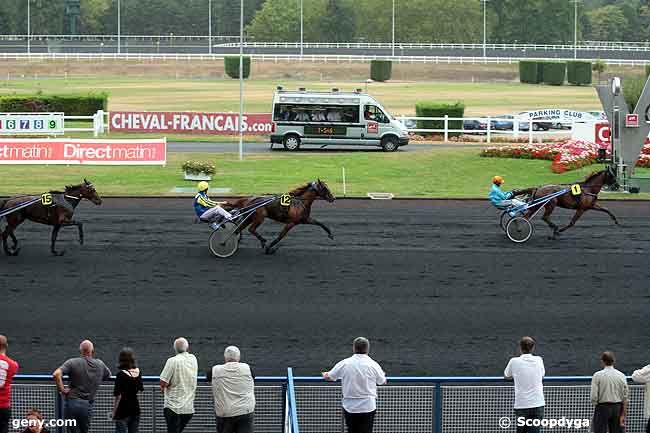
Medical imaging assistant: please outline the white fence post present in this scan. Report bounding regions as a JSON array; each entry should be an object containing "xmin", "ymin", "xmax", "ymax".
[
  {"xmin": 444, "ymin": 115, "xmax": 449, "ymax": 143},
  {"xmin": 528, "ymin": 119, "xmax": 533, "ymax": 144},
  {"xmin": 487, "ymin": 116, "xmax": 491, "ymax": 143},
  {"xmin": 93, "ymin": 110, "xmax": 105, "ymax": 137},
  {"xmin": 514, "ymin": 118, "xmax": 519, "ymax": 140},
  {"xmin": 342, "ymin": 166, "xmax": 347, "ymax": 197}
]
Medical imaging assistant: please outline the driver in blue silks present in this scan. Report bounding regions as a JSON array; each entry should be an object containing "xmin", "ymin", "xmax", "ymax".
[{"xmin": 489, "ymin": 176, "xmax": 526, "ymax": 215}]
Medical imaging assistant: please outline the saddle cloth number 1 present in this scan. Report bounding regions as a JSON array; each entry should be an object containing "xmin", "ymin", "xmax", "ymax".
[
  {"xmin": 280, "ymin": 194, "xmax": 291, "ymax": 207},
  {"xmin": 571, "ymin": 184, "xmax": 582, "ymax": 196}
]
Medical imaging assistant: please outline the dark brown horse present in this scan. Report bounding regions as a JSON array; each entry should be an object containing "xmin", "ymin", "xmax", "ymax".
[
  {"xmin": 0, "ymin": 179, "xmax": 102, "ymax": 256},
  {"xmin": 224, "ymin": 179, "xmax": 335, "ymax": 255},
  {"xmin": 517, "ymin": 167, "xmax": 619, "ymax": 239}
]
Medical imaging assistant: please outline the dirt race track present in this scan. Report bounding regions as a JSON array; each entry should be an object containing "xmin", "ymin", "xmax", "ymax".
[{"xmin": 2, "ymin": 198, "xmax": 649, "ymax": 377}]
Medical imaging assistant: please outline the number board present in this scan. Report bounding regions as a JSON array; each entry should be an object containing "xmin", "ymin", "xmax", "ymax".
[
  {"xmin": 0, "ymin": 113, "xmax": 65, "ymax": 135},
  {"xmin": 304, "ymin": 125, "xmax": 347, "ymax": 136}
]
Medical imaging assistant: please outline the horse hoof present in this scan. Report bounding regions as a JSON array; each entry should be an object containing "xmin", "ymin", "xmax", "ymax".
[
  {"xmin": 265, "ymin": 246, "xmax": 276, "ymax": 255},
  {"xmin": 52, "ymin": 251, "xmax": 65, "ymax": 256},
  {"xmin": 328, "ymin": 234, "xmax": 335, "ymax": 240}
]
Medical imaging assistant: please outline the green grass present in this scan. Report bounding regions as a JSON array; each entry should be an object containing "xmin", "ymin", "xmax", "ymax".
[
  {"xmin": 2, "ymin": 149, "xmax": 648, "ymax": 198},
  {"xmin": 0, "ymin": 77, "xmax": 602, "ymax": 116}
]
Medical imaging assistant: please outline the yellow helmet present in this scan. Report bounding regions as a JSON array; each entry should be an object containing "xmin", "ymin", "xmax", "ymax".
[
  {"xmin": 492, "ymin": 175, "xmax": 504, "ymax": 185},
  {"xmin": 197, "ymin": 181, "xmax": 209, "ymax": 192}
]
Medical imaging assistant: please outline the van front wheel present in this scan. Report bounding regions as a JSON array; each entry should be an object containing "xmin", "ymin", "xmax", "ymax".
[
  {"xmin": 283, "ymin": 134, "xmax": 301, "ymax": 151},
  {"xmin": 381, "ymin": 136, "xmax": 399, "ymax": 152}
]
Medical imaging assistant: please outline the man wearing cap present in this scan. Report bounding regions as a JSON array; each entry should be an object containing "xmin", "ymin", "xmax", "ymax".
[
  {"xmin": 193, "ymin": 182, "xmax": 236, "ymax": 229},
  {"xmin": 489, "ymin": 176, "xmax": 526, "ymax": 215}
]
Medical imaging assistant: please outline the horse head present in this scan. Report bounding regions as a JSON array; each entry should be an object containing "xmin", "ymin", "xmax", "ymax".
[
  {"xmin": 604, "ymin": 165, "xmax": 618, "ymax": 186},
  {"xmin": 79, "ymin": 179, "xmax": 103, "ymax": 205},
  {"xmin": 313, "ymin": 179, "xmax": 335, "ymax": 203}
]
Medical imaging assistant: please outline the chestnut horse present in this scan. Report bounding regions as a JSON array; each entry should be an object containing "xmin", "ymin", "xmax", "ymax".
[
  {"xmin": 224, "ymin": 179, "xmax": 335, "ymax": 255},
  {"xmin": 516, "ymin": 167, "xmax": 619, "ymax": 239},
  {"xmin": 0, "ymin": 179, "xmax": 102, "ymax": 256}
]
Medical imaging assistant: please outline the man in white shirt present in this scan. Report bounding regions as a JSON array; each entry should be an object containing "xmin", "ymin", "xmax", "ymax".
[
  {"xmin": 160, "ymin": 338, "xmax": 198, "ymax": 433},
  {"xmin": 208, "ymin": 346, "xmax": 255, "ymax": 433},
  {"xmin": 322, "ymin": 337, "xmax": 386, "ymax": 433},
  {"xmin": 504, "ymin": 336, "xmax": 545, "ymax": 433},
  {"xmin": 632, "ymin": 362, "xmax": 650, "ymax": 433}
]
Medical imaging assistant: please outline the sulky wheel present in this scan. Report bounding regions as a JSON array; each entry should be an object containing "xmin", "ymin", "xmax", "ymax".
[
  {"xmin": 506, "ymin": 217, "xmax": 533, "ymax": 243},
  {"xmin": 209, "ymin": 222, "xmax": 240, "ymax": 258},
  {"xmin": 499, "ymin": 211, "xmax": 513, "ymax": 232}
]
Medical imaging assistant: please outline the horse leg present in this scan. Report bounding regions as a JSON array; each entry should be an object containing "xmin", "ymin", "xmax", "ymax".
[
  {"xmin": 558, "ymin": 209, "xmax": 586, "ymax": 234},
  {"xmin": 51, "ymin": 225, "xmax": 64, "ymax": 256},
  {"xmin": 74, "ymin": 221, "xmax": 84, "ymax": 245},
  {"xmin": 541, "ymin": 202, "xmax": 560, "ymax": 239},
  {"xmin": 247, "ymin": 218, "xmax": 268, "ymax": 249},
  {"xmin": 2, "ymin": 224, "xmax": 20, "ymax": 256},
  {"xmin": 591, "ymin": 203, "xmax": 620, "ymax": 226},
  {"xmin": 305, "ymin": 217, "xmax": 334, "ymax": 240},
  {"xmin": 265, "ymin": 223, "xmax": 296, "ymax": 255}
]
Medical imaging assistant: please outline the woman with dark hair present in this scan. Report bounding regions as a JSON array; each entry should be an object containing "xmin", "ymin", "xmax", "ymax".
[{"xmin": 112, "ymin": 348, "xmax": 143, "ymax": 433}]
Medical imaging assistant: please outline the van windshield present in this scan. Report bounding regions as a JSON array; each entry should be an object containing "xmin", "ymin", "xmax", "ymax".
[{"xmin": 274, "ymin": 104, "xmax": 360, "ymax": 123}]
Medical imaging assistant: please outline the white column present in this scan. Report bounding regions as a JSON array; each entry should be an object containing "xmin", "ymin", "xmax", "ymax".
[
  {"xmin": 239, "ymin": 0, "xmax": 244, "ymax": 160},
  {"xmin": 208, "ymin": 0, "xmax": 212, "ymax": 54}
]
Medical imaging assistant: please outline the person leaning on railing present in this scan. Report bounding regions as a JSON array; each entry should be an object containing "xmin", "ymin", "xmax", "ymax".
[
  {"xmin": 207, "ymin": 346, "xmax": 255, "ymax": 433},
  {"xmin": 160, "ymin": 338, "xmax": 197, "ymax": 433},
  {"xmin": 632, "ymin": 362, "xmax": 650, "ymax": 433},
  {"xmin": 590, "ymin": 351, "xmax": 629, "ymax": 433},
  {"xmin": 322, "ymin": 337, "xmax": 387, "ymax": 433},
  {"xmin": 503, "ymin": 336, "xmax": 545, "ymax": 433},
  {"xmin": 0, "ymin": 335, "xmax": 19, "ymax": 433},
  {"xmin": 52, "ymin": 340, "xmax": 111, "ymax": 433}
]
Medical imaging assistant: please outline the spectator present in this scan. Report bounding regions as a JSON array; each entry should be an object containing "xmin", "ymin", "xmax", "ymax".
[
  {"xmin": 322, "ymin": 337, "xmax": 386, "ymax": 433},
  {"xmin": 327, "ymin": 109, "xmax": 342, "ymax": 122},
  {"xmin": 113, "ymin": 348, "xmax": 144, "ymax": 433},
  {"xmin": 21, "ymin": 409, "xmax": 50, "ymax": 433},
  {"xmin": 632, "ymin": 362, "xmax": 650, "ymax": 433},
  {"xmin": 160, "ymin": 338, "xmax": 197, "ymax": 433},
  {"xmin": 504, "ymin": 337, "xmax": 545, "ymax": 433},
  {"xmin": 0, "ymin": 335, "xmax": 19, "ymax": 433},
  {"xmin": 208, "ymin": 346, "xmax": 255, "ymax": 433},
  {"xmin": 53, "ymin": 340, "xmax": 111, "ymax": 433},
  {"xmin": 591, "ymin": 351, "xmax": 629, "ymax": 433},
  {"xmin": 312, "ymin": 109, "xmax": 327, "ymax": 122}
]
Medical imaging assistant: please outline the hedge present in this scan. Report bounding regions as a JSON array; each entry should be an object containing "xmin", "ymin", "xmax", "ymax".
[
  {"xmin": 646, "ymin": 64, "xmax": 650, "ymax": 78},
  {"xmin": 567, "ymin": 61, "xmax": 592, "ymax": 85},
  {"xmin": 0, "ymin": 94, "xmax": 107, "ymax": 116},
  {"xmin": 519, "ymin": 61, "xmax": 540, "ymax": 84},
  {"xmin": 370, "ymin": 60, "xmax": 392, "ymax": 82},
  {"xmin": 415, "ymin": 101, "xmax": 465, "ymax": 136},
  {"xmin": 624, "ymin": 76, "xmax": 645, "ymax": 111},
  {"xmin": 540, "ymin": 61, "xmax": 566, "ymax": 86},
  {"xmin": 224, "ymin": 56, "xmax": 251, "ymax": 79}
]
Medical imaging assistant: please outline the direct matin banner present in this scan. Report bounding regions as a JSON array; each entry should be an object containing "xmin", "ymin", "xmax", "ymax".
[
  {"xmin": 108, "ymin": 111, "xmax": 273, "ymax": 135},
  {"xmin": 0, "ymin": 138, "xmax": 166, "ymax": 165}
]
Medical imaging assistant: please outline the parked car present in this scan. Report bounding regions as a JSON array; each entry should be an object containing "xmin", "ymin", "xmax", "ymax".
[
  {"xmin": 491, "ymin": 115, "xmax": 515, "ymax": 131},
  {"xmin": 463, "ymin": 119, "xmax": 487, "ymax": 131},
  {"xmin": 517, "ymin": 115, "xmax": 553, "ymax": 131}
]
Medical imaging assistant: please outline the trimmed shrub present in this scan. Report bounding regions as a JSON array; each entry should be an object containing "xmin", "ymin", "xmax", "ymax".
[
  {"xmin": 224, "ymin": 56, "xmax": 251, "ymax": 79},
  {"xmin": 541, "ymin": 61, "xmax": 566, "ymax": 85},
  {"xmin": 624, "ymin": 76, "xmax": 645, "ymax": 112},
  {"xmin": 645, "ymin": 64, "xmax": 650, "ymax": 78},
  {"xmin": 567, "ymin": 61, "xmax": 592, "ymax": 85},
  {"xmin": 415, "ymin": 101, "xmax": 465, "ymax": 136},
  {"xmin": 370, "ymin": 60, "xmax": 392, "ymax": 82},
  {"xmin": 519, "ymin": 60, "xmax": 539, "ymax": 84},
  {"xmin": 0, "ymin": 94, "xmax": 107, "ymax": 116}
]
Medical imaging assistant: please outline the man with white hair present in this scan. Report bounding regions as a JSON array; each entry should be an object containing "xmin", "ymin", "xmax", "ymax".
[
  {"xmin": 53, "ymin": 340, "xmax": 111, "ymax": 433},
  {"xmin": 207, "ymin": 346, "xmax": 255, "ymax": 433},
  {"xmin": 160, "ymin": 338, "xmax": 198, "ymax": 433},
  {"xmin": 322, "ymin": 337, "xmax": 386, "ymax": 433}
]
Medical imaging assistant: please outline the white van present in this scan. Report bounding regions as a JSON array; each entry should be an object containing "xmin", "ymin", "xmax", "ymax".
[{"xmin": 270, "ymin": 87, "xmax": 409, "ymax": 151}]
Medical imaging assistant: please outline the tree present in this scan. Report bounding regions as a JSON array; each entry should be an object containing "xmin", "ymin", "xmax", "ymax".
[
  {"xmin": 592, "ymin": 58, "xmax": 606, "ymax": 83},
  {"xmin": 314, "ymin": 0, "xmax": 355, "ymax": 42},
  {"xmin": 246, "ymin": 0, "xmax": 327, "ymax": 42},
  {"xmin": 81, "ymin": 0, "xmax": 111, "ymax": 34},
  {"xmin": 585, "ymin": 5, "xmax": 629, "ymax": 41}
]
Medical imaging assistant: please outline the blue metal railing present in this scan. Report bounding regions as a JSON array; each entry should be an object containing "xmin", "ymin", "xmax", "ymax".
[{"xmin": 286, "ymin": 368, "xmax": 300, "ymax": 433}]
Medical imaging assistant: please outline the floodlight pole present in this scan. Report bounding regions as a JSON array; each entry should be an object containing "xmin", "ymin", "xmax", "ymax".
[
  {"xmin": 300, "ymin": 0, "xmax": 304, "ymax": 58},
  {"xmin": 27, "ymin": 0, "xmax": 30, "ymax": 54},
  {"xmin": 573, "ymin": 0, "xmax": 579, "ymax": 59},
  {"xmin": 238, "ymin": 0, "xmax": 244, "ymax": 161},
  {"xmin": 208, "ymin": 0, "xmax": 212, "ymax": 54},
  {"xmin": 391, "ymin": 0, "xmax": 395, "ymax": 57},
  {"xmin": 117, "ymin": 0, "xmax": 121, "ymax": 54},
  {"xmin": 481, "ymin": 0, "xmax": 488, "ymax": 58}
]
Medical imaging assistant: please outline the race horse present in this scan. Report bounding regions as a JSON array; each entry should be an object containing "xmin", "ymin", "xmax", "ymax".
[
  {"xmin": 517, "ymin": 167, "xmax": 619, "ymax": 239},
  {"xmin": 224, "ymin": 179, "xmax": 335, "ymax": 255},
  {"xmin": 0, "ymin": 179, "xmax": 102, "ymax": 256}
]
